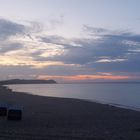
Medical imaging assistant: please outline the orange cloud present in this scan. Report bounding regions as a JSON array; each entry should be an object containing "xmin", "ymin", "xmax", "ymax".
[{"xmin": 37, "ymin": 74, "xmax": 130, "ymax": 82}]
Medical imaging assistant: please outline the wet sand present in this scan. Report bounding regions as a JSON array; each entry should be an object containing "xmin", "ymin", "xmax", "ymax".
[{"xmin": 0, "ymin": 85, "xmax": 140, "ymax": 140}]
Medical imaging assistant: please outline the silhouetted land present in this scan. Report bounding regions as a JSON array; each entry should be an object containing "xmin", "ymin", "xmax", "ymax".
[
  {"xmin": 0, "ymin": 85, "xmax": 140, "ymax": 139},
  {"xmin": 0, "ymin": 79, "xmax": 57, "ymax": 85}
]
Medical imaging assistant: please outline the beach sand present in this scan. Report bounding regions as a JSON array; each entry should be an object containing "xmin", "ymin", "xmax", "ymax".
[{"xmin": 0, "ymin": 85, "xmax": 140, "ymax": 140}]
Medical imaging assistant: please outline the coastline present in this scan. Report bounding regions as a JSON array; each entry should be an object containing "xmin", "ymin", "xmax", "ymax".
[
  {"xmin": 0, "ymin": 85, "xmax": 140, "ymax": 139},
  {"xmin": 6, "ymin": 83, "xmax": 140, "ymax": 112}
]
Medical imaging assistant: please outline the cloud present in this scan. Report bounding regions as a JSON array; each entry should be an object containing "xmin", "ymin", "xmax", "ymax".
[
  {"xmin": 0, "ymin": 18, "xmax": 25, "ymax": 40},
  {"xmin": 0, "ymin": 18, "xmax": 140, "ymax": 81},
  {"xmin": 0, "ymin": 43, "xmax": 24, "ymax": 53},
  {"xmin": 40, "ymin": 35, "xmax": 66, "ymax": 45},
  {"xmin": 83, "ymin": 25, "xmax": 109, "ymax": 35},
  {"xmin": 38, "ymin": 27, "xmax": 140, "ymax": 74},
  {"xmin": 46, "ymin": 15, "xmax": 64, "ymax": 30},
  {"xmin": 0, "ymin": 18, "xmax": 39, "ymax": 56},
  {"xmin": 0, "ymin": 18, "xmax": 45, "ymax": 67},
  {"xmin": 37, "ymin": 74, "xmax": 129, "ymax": 82}
]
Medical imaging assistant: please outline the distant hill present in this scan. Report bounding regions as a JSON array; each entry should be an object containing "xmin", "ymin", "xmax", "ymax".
[{"xmin": 0, "ymin": 79, "xmax": 57, "ymax": 85}]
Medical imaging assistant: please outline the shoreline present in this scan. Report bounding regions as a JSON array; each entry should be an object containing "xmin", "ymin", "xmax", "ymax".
[
  {"xmin": 0, "ymin": 85, "xmax": 140, "ymax": 139},
  {"xmin": 6, "ymin": 84, "xmax": 140, "ymax": 112}
]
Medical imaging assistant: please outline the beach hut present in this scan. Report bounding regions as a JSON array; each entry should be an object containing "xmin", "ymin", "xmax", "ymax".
[
  {"xmin": 7, "ymin": 106, "xmax": 22, "ymax": 120},
  {"xmin": 0, "ymin": 103, "xmax": 8, "ymax": 116}
]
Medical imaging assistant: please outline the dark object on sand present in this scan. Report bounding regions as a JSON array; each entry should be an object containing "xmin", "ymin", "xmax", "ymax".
[
  {"xmin": 7, "ymin": 108, "xmax": 22, "ymax": 120},
  {"xmin": 0, "ymin": 103, "xmax": 8, "ymax": 116},
  {"xmin": 0, "ymin": 107, "xmax": 7, "ymax": 116}
]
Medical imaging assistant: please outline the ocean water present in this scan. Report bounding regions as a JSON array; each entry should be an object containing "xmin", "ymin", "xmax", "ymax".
[{"xmin": 7, "ymin": 83, "xmax": 140, "ymax": 111}]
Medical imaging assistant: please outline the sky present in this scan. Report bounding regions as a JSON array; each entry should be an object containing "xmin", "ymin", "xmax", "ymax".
[{"xmin": 0, "ymin": 0, "xmax": 140, "ymax": 82}]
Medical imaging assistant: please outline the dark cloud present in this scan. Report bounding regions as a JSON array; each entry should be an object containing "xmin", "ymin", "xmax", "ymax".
[
  {"xmin": 88, "ymin": 59, "xmax": 140, "ymax": 73},
  {"xmin": 40, "ymin": 35, "xmax": 65, "ymax": 45},
  {"xmin": 0, "ymin": 18, "xmax": 29, "ymax": 54},
  {"xmin": 0, "ymin": 18, "xmax": 25, "ymax": 40},
  {"xmin": 83, "ymin": 25, "xmax": 109, "ymax": 35},
  {"xmin": 38, "ymin": 28, "xmax": 140, "ymax": 73},
  {"xmin": 0, "ymin": 43, "xmax": 24, "ymax": 53},
  {"xmin": 0, "ymin": 18, "xmax": 42, "ymax": 55}
]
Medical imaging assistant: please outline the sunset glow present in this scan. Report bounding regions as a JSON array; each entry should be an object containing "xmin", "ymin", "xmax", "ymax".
[{"xmin": 37, "ymin": 74, "xmax": 130, "ymax": 82}]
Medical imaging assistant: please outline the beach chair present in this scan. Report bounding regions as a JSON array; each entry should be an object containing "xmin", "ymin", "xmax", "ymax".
[
  {"xmin": 0, "ymin": 103, "xmax": 8, "ymax": 116},
  {"xmin": 7, "ymin": 106, "xmax": 22, "ymax": 120}
]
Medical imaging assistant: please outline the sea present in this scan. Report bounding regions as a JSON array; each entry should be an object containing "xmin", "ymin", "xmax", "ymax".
[{"xmin": 7, "ymin": 83, "xmax": 140, "ymax": 111}]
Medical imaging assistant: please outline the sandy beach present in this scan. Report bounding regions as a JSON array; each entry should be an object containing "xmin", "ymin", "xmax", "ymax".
[{"xmin": 0, "ymin": 85, "xmax": 140, "ymax": 140}]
